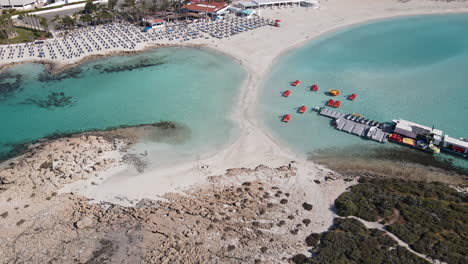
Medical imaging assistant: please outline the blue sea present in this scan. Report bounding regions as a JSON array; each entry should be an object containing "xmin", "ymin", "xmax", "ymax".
[
  {"xmin": 258, "ymin": 14, "xmax": 468, "ymax": 170},
  {"xmin": 0, "ymin": 47, "xmax": 245, "ymax": 161}
]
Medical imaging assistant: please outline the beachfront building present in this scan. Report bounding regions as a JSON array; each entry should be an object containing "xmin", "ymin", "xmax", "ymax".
[
  {"xmin": 238, "ymin": 0, "xmax": 319, "ymax": 9},
  {"xmin": 181, "ymin": 1, "xmax": 231, "ymax": 16},
  {"xmin": 0, "ymin": 0, "xmax": 37, "ymax": 9},
  {"xmin": 144, "ymin": 18, "xmax": 165, "ymax": 28}
]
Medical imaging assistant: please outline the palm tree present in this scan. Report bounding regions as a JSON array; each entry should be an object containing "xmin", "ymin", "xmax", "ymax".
[
  {"xmin": 0, "ymin": 13, "xmax": 15, "ymax": 40},
  {"xmin": 39, "ymin": 17, "xmax": 49, "ymax": 32}
]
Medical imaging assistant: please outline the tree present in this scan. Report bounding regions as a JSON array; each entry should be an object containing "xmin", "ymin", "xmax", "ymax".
[
  {"xmin": 80, "ymin": 14, "xmax": 93, "ymax": 25},
  {"xmin": 107, "ymin": 0, "xmax": 118, "ymax": 10},
  {"xmin": 62, "ymin": 16, "xmax": 75, "ymax": 29},
  {"xmin": 39, "ymin": 17, "xmax": 49, "ymax": 32},
  {"xmin": 123, "ymin": 0, "xmax": 136, "ymax": 8},
  {"xmin": 84, "ymin": 0, "xmax": 98, "ymax": 14},
  {"xmin": 53, "ymin": 15, "xmax": 75, "ymax": 31},
  {"xmin": 0, "ymin": 14, "xmax": 15, "ymax": 40}
]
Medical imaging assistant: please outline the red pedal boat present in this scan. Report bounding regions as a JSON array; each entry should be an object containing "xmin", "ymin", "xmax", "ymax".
[
  {"xmin": 291, "ymin": 80, "xmax": 301, "ymax": 86},
  {"xmin": 327, "ymin": 99, "xmax": 335, "ymax": 106},
  {"xmin": 348, "ymin": 93, "xmax": 357, "ymax": 100},
  {"xmin": 282, "ymin": 114, "xmax": 291, "ymax": 122},
  {"xmin": 311, "ymin": 84, "xmax": 319, "ymax": 91},
  {"xmin": 298, "ymin": 105, "xmax": 307, "ymax": 113},
  {"xmin": 283, "ymin": 90, "xmax": 292, "ymax": 97},
  {"xmin": 333, "ymin": 100, "xmax": 341, "ymax": 108}
]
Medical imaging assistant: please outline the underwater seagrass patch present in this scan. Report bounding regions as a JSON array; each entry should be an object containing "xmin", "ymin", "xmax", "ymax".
[
  {"xmin": 92, "ymin": 56, "xmax": 168, "ymax": 74},
  {"xmin": 0, "ymin": 71, "xmax": 23, "ymax": 100},
  {"xmin": 38, "ymin": 67, "xmax": 84, "ymax": 82},
  {"xmin": 20, "ymin": 92, "xmax": 74, "ymax": 109}
]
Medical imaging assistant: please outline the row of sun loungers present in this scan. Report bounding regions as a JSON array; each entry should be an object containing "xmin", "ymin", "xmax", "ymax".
[{"xmin": 0, "ymin": 16, "xmax": 271, "ymax": 62}]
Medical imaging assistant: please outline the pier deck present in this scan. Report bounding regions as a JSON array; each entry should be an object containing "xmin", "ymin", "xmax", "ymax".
[{"xmin": 319, "ymin": 107, "xmax": 389, "ymax": 143}]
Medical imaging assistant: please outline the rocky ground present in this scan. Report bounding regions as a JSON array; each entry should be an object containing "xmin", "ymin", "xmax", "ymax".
[{"xmin": 0, "ymin": 129, "xmax": 351, "ymax": 264}]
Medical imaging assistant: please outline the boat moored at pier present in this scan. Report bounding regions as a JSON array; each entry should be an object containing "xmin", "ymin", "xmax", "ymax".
[{"xmin": 318, "ymin": 107, "xmax": 466, "ymax": 158}]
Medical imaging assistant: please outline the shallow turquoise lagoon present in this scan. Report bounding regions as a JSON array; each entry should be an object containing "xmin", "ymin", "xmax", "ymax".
[
  {"xmin": 258, "ymin": 14, "xmax": 468, "ymax": 168},
  {"xmin": 0, "ymin": 47, "xmax": 245, "ymax": 160}
]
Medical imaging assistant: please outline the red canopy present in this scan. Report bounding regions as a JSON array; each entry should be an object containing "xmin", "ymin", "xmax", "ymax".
[{"xmin": 275, "ymin": 19, "xmax": 281, "ymax": 22}]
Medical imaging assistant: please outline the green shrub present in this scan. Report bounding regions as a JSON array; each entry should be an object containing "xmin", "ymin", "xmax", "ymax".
[
  {"xmin": 292, "ymin": 218, "xmax": 429, "ymax": 264},
  {"xmin": 334, "ymin": 179, "xmax": 468, "ymax": 264}
]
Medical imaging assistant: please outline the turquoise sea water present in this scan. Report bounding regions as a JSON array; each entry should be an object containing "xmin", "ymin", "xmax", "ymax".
[
  {"xmin": 258, "ymin": 14, "xmax": 468, "ymax": 169},
  {"xmin": 0, "ymin": 47, "xmax": 245, "ymax": 160}
]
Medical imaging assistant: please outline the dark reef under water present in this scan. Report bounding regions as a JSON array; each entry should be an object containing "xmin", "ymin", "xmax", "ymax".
[
  {"xmin": 20, "ymin": 92, "xmax": 74, "ymax": 109},
  {"xmin": 35, "ymin": 55, "xmax": 168, "ymax": 83},
  {"xmin": 92, "ymin": 56, "xmax": 168, "ymax": 74},
  {"xmin": 0, "ymin": 71, "xmax": 23, "ymax": 100},
  {"xmin": 38, "ymin": 67, "xmax": 84, "ymax": 82}
]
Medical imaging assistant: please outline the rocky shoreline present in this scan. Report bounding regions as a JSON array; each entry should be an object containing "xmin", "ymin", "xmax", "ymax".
[{"xmin": 0, "ymin": 128, "xmax": 350, "ymax": 263}]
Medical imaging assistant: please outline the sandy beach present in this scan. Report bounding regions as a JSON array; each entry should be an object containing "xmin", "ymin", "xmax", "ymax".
[
  {"xmin": 1, "ymin": 0, "xmax": 468, "ymax": 262},
  {"xmin": 55, "ymin": 0, "xmax": 468, "ymax": 205}
]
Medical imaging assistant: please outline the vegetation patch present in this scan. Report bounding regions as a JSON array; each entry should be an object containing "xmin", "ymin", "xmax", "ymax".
[
  {"xmin": 0, "ymin": 27, "xmax": 50, "ymax": 45},
  {"xmin": 292, "ymin": 218, "xmax": 429, "ymax": 264},
  {"xmin": 335, "ymin": 178, "xmax": 468, "ymax": 264}
]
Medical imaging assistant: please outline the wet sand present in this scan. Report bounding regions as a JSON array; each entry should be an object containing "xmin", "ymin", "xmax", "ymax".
[{"xmin": 310, "ymin": 145, "xmax": 468, "ymax": 185}]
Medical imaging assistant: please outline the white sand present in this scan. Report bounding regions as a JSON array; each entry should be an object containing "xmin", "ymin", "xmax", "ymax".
[{"xmin": 9, "ymin": 0, "xmax": 468, "ymax": 205}]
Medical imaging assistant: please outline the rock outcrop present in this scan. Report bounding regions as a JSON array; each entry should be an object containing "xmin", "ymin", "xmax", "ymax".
[{"xmin": 0, "ymin": 135, "xmax": 120, "ymax": 195}]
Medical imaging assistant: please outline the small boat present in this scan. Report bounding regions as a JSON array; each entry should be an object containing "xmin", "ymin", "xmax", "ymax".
[
  {"xmin": 402, "ymin": 137, "xmax": 416, "ymax": 146},
  {"xmin": 332, "ymin": 100, "xmax": 341, "ymax": 108},
  {"xmin": 348, "ymin": 93, "xmax": 357, "ymax": 100},
  {"xmin": 417, "ymin": 140, "xmax": 429, "ymax": 149},
  {"xmin": 283, "ymin": 90, "xmax": 292, "ymax": 97},
  {"xmin": 311, "ymin": 84, "xmax": 319, "ymax": 91},
  {"xmin": 291, "ymin": 80, "xmax": 301, "ymax": 86},
  {"xmin": 388, "ymin": 133, "xmax": 402, "ymax": 142},
  {"xmin": 282, "ymin": 114, "xmax": 291, "ymax": 122},
  {"xmin": 329, "ymin": 89, "xmax": 340, "ymax": 96},
  {"xmin": 327, "ymin": 99, "xmax": 335, "ymax": 106},
  {"xmin": 298, "ymin": 105, "xmax": 307, "ymax": 113},
  {"xmin": 429, "ymin": 144, "xmax": 440, "ymax": 154}
]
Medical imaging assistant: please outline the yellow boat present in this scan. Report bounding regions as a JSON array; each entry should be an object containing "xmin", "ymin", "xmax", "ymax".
[
  {"xmin": 402, "ymin": 138, "xmax": 416, "ymax": 146},
  {"xmin": 329, "ymin": 89, "xmax": 340, "ymax": 96},
  {"xmin": 429, "ymin": 143, "xmax": 440, "ymax": 154}
]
